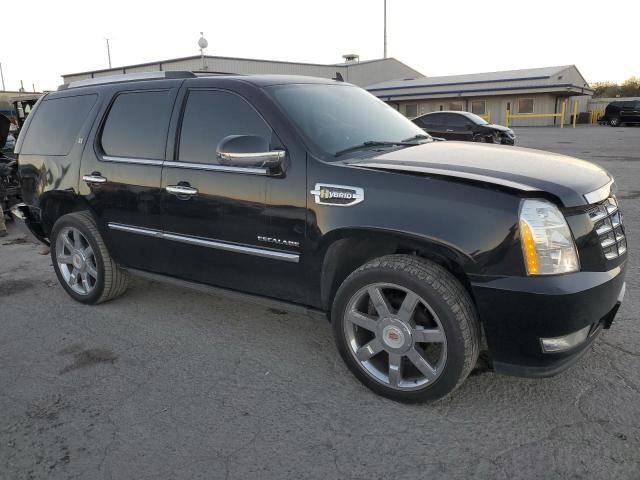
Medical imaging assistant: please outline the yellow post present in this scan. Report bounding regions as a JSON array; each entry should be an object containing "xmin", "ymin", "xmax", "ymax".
[
  {"xmin": 487, "ymin": 110, "xmax": 491, "ymax": 123},
  {"xmin": 560, "ymin": 100, "xmax": 566, "ymax": 128},
  {"xmin": 572, "ymin": 100, "xmax": 578, "ymax": 128},
  {"xmin": 505, "ymin": 109, "xmax": 510, "ymax": 128}
]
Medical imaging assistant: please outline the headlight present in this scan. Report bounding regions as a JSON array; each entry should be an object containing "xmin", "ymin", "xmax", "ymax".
[{"xmin": 519, "ymin": 199, "xmax": 579, "ymax": 275}]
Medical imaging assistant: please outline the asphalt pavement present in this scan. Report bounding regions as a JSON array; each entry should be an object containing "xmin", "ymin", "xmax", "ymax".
[{"xmin": 1, "ymin": 125, "xmax": 639, "ymax": 479}]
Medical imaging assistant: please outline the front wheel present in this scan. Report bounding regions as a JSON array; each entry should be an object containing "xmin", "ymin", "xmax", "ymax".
[
  {"xmin": 609, "ymin": 117, "xmax": 621, "ymax": 127},
  {"xmin": 51, "ymin": 211, "xmax": 129, "ymax": 304},
  {"xmin": 332, "ymin": 255, "xmax": 480, "ymax": 403}
]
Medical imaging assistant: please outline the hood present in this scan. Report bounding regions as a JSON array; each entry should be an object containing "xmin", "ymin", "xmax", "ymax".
[
  {"xmin": 344, "ymin": 142, "xmax": 612, "ymax": 207},
  {"xmin": 486, "ymin": 123, "xmax": 511, "ymax": 132}
]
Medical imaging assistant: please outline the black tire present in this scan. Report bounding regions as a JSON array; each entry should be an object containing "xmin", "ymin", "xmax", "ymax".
[
  {"xmin": 50, "ymin": 211, "xmax": 129, "ymax": 304},
  {"xmin": 473, "ymin": 135, "xmax": 487, "ymax": 143},
  {"xmin": 609, "ymin": 117, "xmax": 621, "ymax": 127},
  {"xmin": 331, "ymin": 254, "xmax": 480, "ymax": 403}
]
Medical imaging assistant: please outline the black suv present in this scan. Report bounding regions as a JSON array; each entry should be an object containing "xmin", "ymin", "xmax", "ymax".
[
  {"xmin": 603, "ymin": 100, "xmax": 640, "ymax": 126},
  {"xmin": 12, "ymin": 72, "xmax": 627, "ymax": 402},
  {"xmin": 412, "ymin": 111, "xmax": 516, "ymax": 145}
]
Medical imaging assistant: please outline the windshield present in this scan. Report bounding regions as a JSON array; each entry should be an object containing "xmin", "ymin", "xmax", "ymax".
[
  {"xmin": 466, "ymin": 113, "xmax": 489, "ymax": 125},
  {"xmin": 266, "ymin": 83, "xmax": 429, "ymax": 158}
]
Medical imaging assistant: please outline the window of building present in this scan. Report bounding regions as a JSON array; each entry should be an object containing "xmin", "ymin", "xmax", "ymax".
[
  {"xmin": 518, "ymin": 98, "xmax": 534, "ymax": 114},
  {"xmin": 471, "ymin": 100, "xmax": 486, "ymax": 115},
  {"xmin": 21, "ymin": 94, "xmax": 97, "ymax": 156},
  {"xmin": 405, "ymin": 103, "xmax": 418, "ymax": 118},
  {"xmin": 101, "ymin": 90, "xmax": 174, "ymax": 159},
  {"xmin": 448, "ymin": 101, "xmax": 464, "ymax": 111},
  {"xmin": 178, "ymin": 90, "xmax": 272, "ymax": 164}
]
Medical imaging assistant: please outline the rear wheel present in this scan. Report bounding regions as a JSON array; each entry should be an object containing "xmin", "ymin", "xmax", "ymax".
[
  {"xmin": 332, "ymin": 255, "xmax": 480, "ymax": 402},
  {"xmin": 51, "ymin": 211, "xmax": 129, "ymax": 304},
  {"xmin": 609, "ymin": 117, "xmax": 621, "ymax": 127}
]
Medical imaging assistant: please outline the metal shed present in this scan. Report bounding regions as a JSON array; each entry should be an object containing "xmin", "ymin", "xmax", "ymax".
[{"xmin": 61, "ymin": 55, "xmax": 424, "ymax": 88}]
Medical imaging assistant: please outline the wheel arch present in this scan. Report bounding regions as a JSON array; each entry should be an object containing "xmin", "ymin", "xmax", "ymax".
[
  {"xmin": 38, "ymin": 191, "xmax": 96, "ymax": 238},
  {"xmin": 317, "ymin": 228, "xmax": 475, "ymax": 314}
]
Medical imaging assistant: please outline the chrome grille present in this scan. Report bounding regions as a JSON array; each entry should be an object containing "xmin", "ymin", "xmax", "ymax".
[{"xmin": 588, "ymin": 197, "xmax": 626, "ymax": 260}]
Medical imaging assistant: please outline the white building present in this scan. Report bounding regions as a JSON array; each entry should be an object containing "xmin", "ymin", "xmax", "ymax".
[{"xmin": 366, "ymin": 65, "xmax": 594, "ymax": 126}]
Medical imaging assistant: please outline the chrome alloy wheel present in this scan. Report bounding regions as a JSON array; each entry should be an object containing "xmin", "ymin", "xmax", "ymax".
[
  {"xmin": 343, "ymin": 283, "xmax": 447, "ymax": 391},
  {"xmin": 55, "ymin": 226, "xmax": 98, "ymax": 295}
]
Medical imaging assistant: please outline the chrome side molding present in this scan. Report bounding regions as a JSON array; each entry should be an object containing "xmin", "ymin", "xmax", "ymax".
[
  {"xmin": 102, "ymin": 155, "xmax": 164, "ymax": 166},
  {"xmin": 107, "ymin": 223, "xmax": 299, "ymax": 263}
]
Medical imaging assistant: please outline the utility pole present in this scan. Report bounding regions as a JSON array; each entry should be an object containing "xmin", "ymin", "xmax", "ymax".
[
  {"xmin": 0, "ymin": 62, "xmax": 5, "ymax": 90},
  {"xmin": 106, "ymin": 38, "xmax": 112, "ymax": 69},
  {"xmin": 383, "ymin": 0, "xmax": 387, "ymax": 58}
]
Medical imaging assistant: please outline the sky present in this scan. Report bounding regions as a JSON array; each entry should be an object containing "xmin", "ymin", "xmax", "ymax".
[{"xmin": 1, "ymin": 0, "xmax": 637, "ymax": 92}]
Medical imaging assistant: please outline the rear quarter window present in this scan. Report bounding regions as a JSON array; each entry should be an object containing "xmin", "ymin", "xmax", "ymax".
[{"xmin": 20, "ymin": 94, "xmax": 97, "ymax": 155}]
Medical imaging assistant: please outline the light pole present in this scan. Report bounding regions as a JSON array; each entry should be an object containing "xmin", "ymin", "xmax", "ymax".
[
  {"xmin": 106, "ymin": 38, "xmax": 112, "ymax": 69},
  {"xmin": 0, "ymin": 62, "xmax": 5, "ymax": 90},
  {"xmin": 198, "ymin": 32, "xmax": 209, "ymax": 71},
  {"xmin": 383, "ymin": 0, "xmax": 387, "ymax": 58}
]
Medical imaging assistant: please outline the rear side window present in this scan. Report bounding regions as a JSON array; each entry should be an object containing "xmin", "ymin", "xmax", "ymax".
[
  {"xmin": 21, "ymin": 94, "xmax": 97, "ymax": 155},
  {"xmin": 101, "ymin": 90, "xmax": 174, "ymax": 159},
  {"xmin": 420, "ymin": 114, "xmax": 440, "ymax": 127},
  {"xmin": 178, "ymin": 90, "xmax": 272, "ymax": 164}
]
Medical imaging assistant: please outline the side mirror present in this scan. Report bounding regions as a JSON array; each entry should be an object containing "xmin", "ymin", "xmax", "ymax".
[
  {"xmin": 216, "ymin": 135, "xmax": 285, "ymax": 174},
  {"xmin": 465, "ymin": 123, "xmax": 474, "ymax": 130}
]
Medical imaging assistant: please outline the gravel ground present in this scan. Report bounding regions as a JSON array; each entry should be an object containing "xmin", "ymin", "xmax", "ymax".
[{"xmin": 1, "ymin": 125, "xmax": 639, "ymax": 479}]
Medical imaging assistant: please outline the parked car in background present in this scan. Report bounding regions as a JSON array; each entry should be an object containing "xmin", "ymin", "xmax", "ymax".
[
  {"xmin": 413, "ymin": 111, "xmax": 516, "ymax": 145},
  {"xmin": 602, "ymin": 101, "xmax": 640, "ymax": 126}
]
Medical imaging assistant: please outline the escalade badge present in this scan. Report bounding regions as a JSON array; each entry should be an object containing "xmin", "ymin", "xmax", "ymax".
[{"xmin": 310, "ymin": 183, "xmax": 364, "ymax": 207}]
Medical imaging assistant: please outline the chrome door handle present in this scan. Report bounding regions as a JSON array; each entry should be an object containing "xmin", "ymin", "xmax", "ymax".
[
  {"xmin": 82, "ymin": 174, "xmax": 107, "ymax": 184},
  {"xmin": 166, "ymin": 185, "xmax": 199, "ymax": 196},
  {"xmin": 445, "ymin": 129, "xmax": 454, "ymax": 132}
]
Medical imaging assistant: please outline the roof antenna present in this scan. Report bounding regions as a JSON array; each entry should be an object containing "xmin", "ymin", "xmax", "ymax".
[{"xmin": 333, "ymin": 72, "xmax": 344, "ymax": 82}]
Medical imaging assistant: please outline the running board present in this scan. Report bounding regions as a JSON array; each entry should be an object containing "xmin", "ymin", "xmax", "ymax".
[{"xmin": 126, "ymin": 268, "xmax": 327, "ymax": 321}]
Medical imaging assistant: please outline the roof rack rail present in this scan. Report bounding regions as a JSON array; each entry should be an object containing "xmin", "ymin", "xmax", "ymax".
[{"xmin": 63, "ymin": 71, "xmax": 197, "ymax": 90}]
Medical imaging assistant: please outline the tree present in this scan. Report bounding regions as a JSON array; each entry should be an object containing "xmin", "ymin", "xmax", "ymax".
[{"xmin": 592, "ymin": 77, "xmax": 640, "ymax": 98}]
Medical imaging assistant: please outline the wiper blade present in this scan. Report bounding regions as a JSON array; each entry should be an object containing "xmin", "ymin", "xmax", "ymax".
[
  {"xmin": 334, "ymin": 140, "xmax": 413, "ymax": 157},
  {"xmin": 401, "ymin": 133, "xmax": 432, "ymax": 143}
]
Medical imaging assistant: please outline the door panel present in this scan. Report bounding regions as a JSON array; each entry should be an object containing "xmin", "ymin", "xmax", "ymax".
[
  {"xmin": 79, "ymin": 84, "xmax": 180, "ymax": 271},
  {"xmin": 158, "ymin": 87, "xmax": 307, "ymax": 302}
]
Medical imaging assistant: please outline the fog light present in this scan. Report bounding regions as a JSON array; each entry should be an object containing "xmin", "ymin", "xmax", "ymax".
[{"xmin": 540, "ymin": 325, "xmax": 591, "ymax": 353}]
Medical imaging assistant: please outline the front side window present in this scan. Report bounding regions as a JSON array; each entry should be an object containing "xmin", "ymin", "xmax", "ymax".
[
  {"xmin": 518, "ymin": 98, "xmax": 534, "ymax": 114},
  {"xmin": 101, "ymin": 90, "xmax": 174, "ymax": 159},
  {"xmin": 267, "ymin": 84, "xmax": 427, "ymax": 158},
  {"xmin": 447, "ymin": 114, "xmax": 469, "ymax": 127},
  {"xmin": 471, "ymin": 100, "xmax": 486, "ymax": 115},
  {"xmin": 21, "ymin": 94, "xmax": 97, "ymax": 156},
  {"xmin": 448, "ymin": 101, "xmax": 464, "ymax": 111},
  {"xmin": 178, "ymin": 90, "xmax": 272, "ymax": 164}
]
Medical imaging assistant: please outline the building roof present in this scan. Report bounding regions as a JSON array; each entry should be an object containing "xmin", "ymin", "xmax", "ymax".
[
  {"xmin": 62, "ymin": 54, "xmax": 424, "ymax": 80},
  {"xmin": 367, "ymin": 65, "xmax": 594, "ymax": 100}
]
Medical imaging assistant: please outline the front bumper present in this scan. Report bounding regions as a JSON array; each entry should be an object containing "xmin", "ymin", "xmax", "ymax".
[
  {"xmin": 500, "ymin": 134, "xmax": 515, "ymax": 145},
  {"xmin": 471, "ymin": 264, "xmax": 626, "ymax": 377}
]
